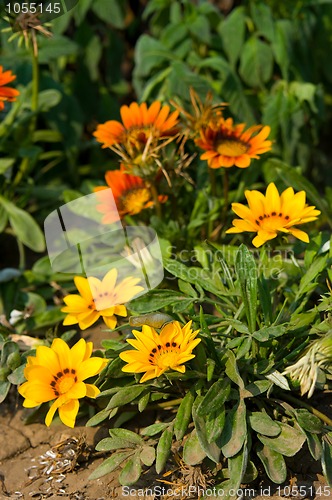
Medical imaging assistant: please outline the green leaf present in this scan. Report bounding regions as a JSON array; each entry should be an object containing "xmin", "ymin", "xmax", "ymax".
[
  {"xmin": 119, "ymin": 452, "xmax": 142, "ymax": 486},
  {"xmin": 0, "ymin": 381, "xmax": 10, "ymax": 403},
  {"xmin": 219, "ymin": 6, "xmax": 246, "ymax": 68},
  {"xmin": 219, "ymin": 399, "xmax": 247, "ymax": 458},
  {"xmin": 241, "ymin": 380, "xmax": 272, "ymax": 398},
  {"xmin": 86, "ymin": 408, "xmax": 113, "ymax": 427},
  {"xmin": 235, "ymin": 245, "xmax": 257, "ymax": 333},
  {"xmin": 95, "ymin": 437, "xmax": 137, "ymax": 452},
  {"xmin": 257, "ymin": 423, "xmax": 306, "ymax": 457},
  {"xmin": 128, "ymin": 290, "xmax": 186, "ymax": 314},
  {"xmin": 138, "ymin": 392, "xmax": 150, "ymax": 413},
  {"xmin": 249, "ymin": 412, "xmax": 281, "ymax": 437},
  {"xmin": 205, "ymin": 407, "xmax": 226, "ymax": 444},
  {"xmin": 134, "ymin": 35, "xmax": 171, "ymax": 77},
  {"xmin": 141, "ymin": 422, "xmax": 170, "ymax": 437},
  {"xmin": 250, "ymin": 2, "xmax": 275, "ymax": 42},
  {"xmin": 92, "ymin": 0, "xmax": 127, "ymax": 28},
  {"xmin": 236, "ymin": 337, "xmax": 252, "ymax": 359},
  {"xmin": 140, "ymin": 446, "xmax": 155, "ymax": 467},
  {"xmin": 178, "ymin": 279, "xmax": 197, "ymax": 298},
  {"xmin": 322, "ymin": 435, "xmax": 332, "ymax": 487},
  {"xmin": 297, "ymin": 254, "xmax": 328, "ymax": 298},
  {"xmin": 295, "ymin": 409, "xmax": 323, "ymax": 434},
  {"xmin": 88, "ymin": 451, "xmax": 132, "ymax": 479},
  {"xmin": 38, "ymin": 35, "xmax": 79, "ymax": 62},
  {"xmin": 33, "ymin": 130, "xmax": 63, "ymax": 142},
  {"xmin": 156, "ymin": 427, "xmax": 173, "ymax": 474},
  {"xmin": 106, "ymin": 386, "xmax": 147, "ymax": 410},
  {"xmin": 0, "ymin": 158, "xmax": 15, "ymax": 175},
  {"xmin": 243, "ymin": 460, "xmax": 258, "ymax": 483},
  {"xmin": 197, "ymin": 378, "xmax": 231, "ymax": 416},
  {"xmin": 0, "ymin": 204, "xmax": 8, "ymax": 233},
  {"xmin": 228, "ymin": 445, "xmax": 248, "ymax": 492},
  {"xmin": 252, "ymin": 325, "xmax": 286, "ymax": 342},
  {"xmin": 183, "ymin": 429, "xmax": 206, "ymax": 466},
  {"xmin": 0, "ymin": 197, "xmax": 45, "ymax": 252},
  {"xmin": 304, "ymin": 431, "xmax": 323, "ymax": 461},
  {"xmin": 225, "ymin": 350, "xmax": 244, "ymax": 389},
  {"xmin": 108, "ymin": 429, "xmax": 144, "ymax": 446},
  {"xmin": 256, "ymin": 443, "xmax": 287, "ymax": 484},
  {"xmin": 239, "ymin": 36, "xmax": 274, "ymax": 88},
  {"xmin": 174, "ymin": 390, "xmax": 194, "ymax": 441},
  {"xmin": 266, "ymin": 370, "xmax": 290, "ymax": 391},
  {"xmin": 192, "ymin": 396, "xmax": 220, "ymax": 463}
]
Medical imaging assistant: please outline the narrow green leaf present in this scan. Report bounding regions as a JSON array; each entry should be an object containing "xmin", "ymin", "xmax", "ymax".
[
  {"xmin": 119, "ymin": 452, "xmax": 142, "ymax": 486},
  {"xmin": 109, "ymin": 428, "xmax": 144, "ymax": 446},
  {"xmin": 156, "ymin": 428, "xmax": 173, "ymax": 474},
  {"xmin": 219, "ymin": 399, "xmax": 247, "ymax": 458},
  {"xmin": 174, "ymin": 390, "xmax": 194, "ymax": 441},
  {"xmin": 88, "ymin": 451, "xmax": 132, "ymax": 480},
  {"xmin": 257, "ymin": 423, "xmax": 305, "ymax": 457},
  {"xmin": 140, "ymin": 446, "xmax": 155, "ymax": 467},
  {"xmin": 141, "ymin": 423, "xmax": 170, "ymax": 437},
  {"xmin": 228, "ymin": 445, "xmax": 248, "ymax": 492},
  {"xmin": 256, "ymin": 443, "xmax": 287, "ymax": 484},
  {"xmin": 241, "ymin": 380, "xmax": 272, "ymax": 398},
  {"xmin": 295, "ymin": 409, "xmax": 323, "ymax": 434},
  {"xmin": 197, "ymin": 378, "xmax": 231, "ymax": 416},
  {"xmin": 249, "ymin": 412, "xmax": 281, "ymax": 437},
  {"xmin": 206, "ymin": 407, "xmax": 226, "ymax": 444},
  {"xmin": 322, "ymin": 435, "xmax": 332, "ymax": 487},
  {"xmin": 235, "ymin": 245, "xmax": 257, "ymax": 333},
  {"xmin": 183, "ymin": 429, "xmax": 206, "ymax": 466},
  {"xmin": 192, "ymin": 396, "xmax": 220, "ymax": 463},
  {"xmin": 106, "ymin": 386, "xmax": 146, "ymax": 410},
  {"xmin": 304, "ymin": 430, "xmax": 323, "ymax": 461},
  {"xmin": 225, "ymin": 350, "xmax": 244, "ymax": 389}
]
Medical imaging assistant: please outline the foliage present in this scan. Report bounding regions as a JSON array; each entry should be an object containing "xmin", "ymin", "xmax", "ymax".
[{"xmin": 0, "ymin": 0, "xmax": 332, "ymax": 495}]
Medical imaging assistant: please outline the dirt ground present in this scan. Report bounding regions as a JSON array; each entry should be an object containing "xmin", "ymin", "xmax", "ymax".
[{"xmin": 1, "ymin": 326, "xmax": 331, "ymax": 500}]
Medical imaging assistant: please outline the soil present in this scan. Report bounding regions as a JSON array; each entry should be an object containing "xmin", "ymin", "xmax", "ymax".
[{"xmin": 1, "ymin": 326, "xmax": 331, "ymax": 500}]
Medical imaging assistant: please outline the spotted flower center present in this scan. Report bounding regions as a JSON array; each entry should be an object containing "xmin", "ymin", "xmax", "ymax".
[
  {"xmin": 50, "ymin": 369, "xmax": 77, "ymax": 397},
  {"xmin": 148, "ymin": 342, "xmax": 181, "ymax": 369},
  {"xmin": 216, "ymin": 137, "xmax": 249, "ymax": 157},
  {"xmin": 255, "ymin": 212, "xmax": 290, "ymax": 231},
  {"xmin": 121, "ymin": 188, "xmax": 151, "ymax": 214}
]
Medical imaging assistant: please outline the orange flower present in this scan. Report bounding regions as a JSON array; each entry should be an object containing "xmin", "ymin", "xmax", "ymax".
[
  {"xmin": 195, "ymin": 117, "xmax": 272, "ymax": 169},
  {"xmin": 93, "ymin": 101, "xmax": 179, "ymax": 150},
  {"xmin": 0, "ymin": 66, "xmax": 20, "ymax": 111},
  {"xmin": 94, "ymin": 166, "xmax": 167, "ymax": 223}
]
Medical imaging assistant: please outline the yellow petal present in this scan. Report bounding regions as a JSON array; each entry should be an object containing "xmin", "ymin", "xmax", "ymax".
[
  {"xmin": 45, "ymin": 398, "xmax": 63, "ymax": 426},
  {"xmin": 113, "ymin": 305, "xmax": 127, "ymax": 317},
  {"xmin": 66, "ymin": 381, "xmax": 87, "ymax": 400},
  {"xmin": 74, "ymin": 276, "xmax": 93, "ymax": 301},
  {"xmin": 265, "ymin": 183, "xmax": 281, "ymax": 214},
  {"xmin": 139, "ymin": 369, "xmax": 158, "ymax": 383},
  {"xmin": 58, "ymin": 399, "xmax": 80, "ymax": 428},
  {"xmin": 289, "ymin": 227, "xmax": 309, "ymax": 243},
  {"xmin": 78, "ymin": 310, "xmax": 100, "ymax": 330},
  {"xmin": 102, "ymin": 315, "xmax": 117, "ymax": 330},
  {"xmin": 52, "ymin": 338, "xmax": 71, "ymax": 371},
  {"xmin": 85, "ymin": 384, "xmax": 100, "ymax": 398},
  {"xmin": 252, "ymin": 230, "xmax": 277, "ymax": 248},
  {"xmin": 70, "ymin": 338, "xmax": 87, "ymax": 367},
  {"xmin": 77, "ymin": 357, "xmax": 107, "ymax": 381},
  {"xmin": 231, "ymin": 203, "xmax": 255, "ymax": 222},
  {"xmin": 23, "ymin": 398, "xmax": 40, "ymax": 408},
  {"xmin": 101, "ymin": 268, "xmax": 118, "ymax": 291},
  {"xmin": 63, "ymin": 314, "xmax": 79, "ymax": 326},
  {"xmin": 62, "ymin": 294, "xmax": 88, "ymax": 312},
  {"xmin": 245, "ymin": 190, "xmax": 266, "ymax": 217},
  {"xmin": 83, "ymin": 342, "xmax": 93, "ymax": 361},
  {"xmin": 21, "ymin": 382, "xmax": 55, "ymax": 403},
  {"xmin": 34, "ymin": 345, "xmax": 61, "ymax": 374}
]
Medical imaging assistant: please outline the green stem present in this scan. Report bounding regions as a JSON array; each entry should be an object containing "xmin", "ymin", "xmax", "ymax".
[
  {"xmin": 149, "ymin": 182, "xmax": 162, "ymax": 218},
  {"xmin": 208, "ymin": 168, "xmax": 217, "ymax": 197},
  {"xmin": 17, "ymin": 238, "xmax": 26, "ymax": 270},
  {"xmin": 282, "ymin": 393, "xmax": 332, "ymax": 426},
  {"xmin": 221, "ymin": 169, "xmax": 229, "ymax": 224},
  {"xmin": 13, "ymin": 47, "xmax": 39, "ymax": 187}
]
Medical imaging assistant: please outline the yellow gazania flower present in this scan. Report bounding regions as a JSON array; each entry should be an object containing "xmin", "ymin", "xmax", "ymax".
[
  {"xmin": 18, "ymin": 338, "xmax": 108, "ymax": 428},
  {"xmin": 119, "ymin": 320, "xmax": 201, "ymax": 383},
  {"xmin": 195, "ymin": 117, "xmax": 272, "ymax": 169},
  {"xmin": 61, "ymin": 269, "xmax": 144, "ymax": 330},
  {"xmin": 226, "ymin": 183, "xmax": 321, "ymax": 247}
]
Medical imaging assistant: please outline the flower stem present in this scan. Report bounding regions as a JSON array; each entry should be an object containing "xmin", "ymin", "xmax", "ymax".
[
  {"xmin": 149, "ymin": 182, "xmax": 162, "ymax": 218},
  {"xmin": 221, "ymin": 169, "xmax": 229, "ymax": 224},
  {"xmin": 208, "ymin": 168, "xmax": 217, "ymax": 197},
  {"xmin": 13, "ymin": 47, "xmax": 39, "ymax": 187}
]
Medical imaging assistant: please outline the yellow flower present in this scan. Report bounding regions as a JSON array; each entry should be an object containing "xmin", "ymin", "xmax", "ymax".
[
  {"xmin": 18, "ymin": 338, "xmax": 108, "ymax": 428},
  {"xmin": 119, "ymin": 321, "xmax": 201, "ymax": 383},
  {"xmin": 226, "ymin": 183, "xmax": 320, "ymax": 247},
  {"xmin": 61, "ymin": 269, "xmax": 144, "ymax": 330},
  {"xmin": 195, "ymin": 117, "xmax": 272, "ymax": 169}
]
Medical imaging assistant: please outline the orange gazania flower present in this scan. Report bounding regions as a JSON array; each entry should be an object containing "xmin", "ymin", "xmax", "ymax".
[
  {"xmin": 94, "ymin": 166, "xmax": 167, "ymax": 224},
  {"xmin": 93, "ymin": 101, "xmax": 179, "ymax": 150},
  {"xmin": 0, "ymin": 65, "xmax": 20, "ymax": 111},
  {"xmin": 195, "ymin": 117, "xmax": 272, "ymax": 169}
]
